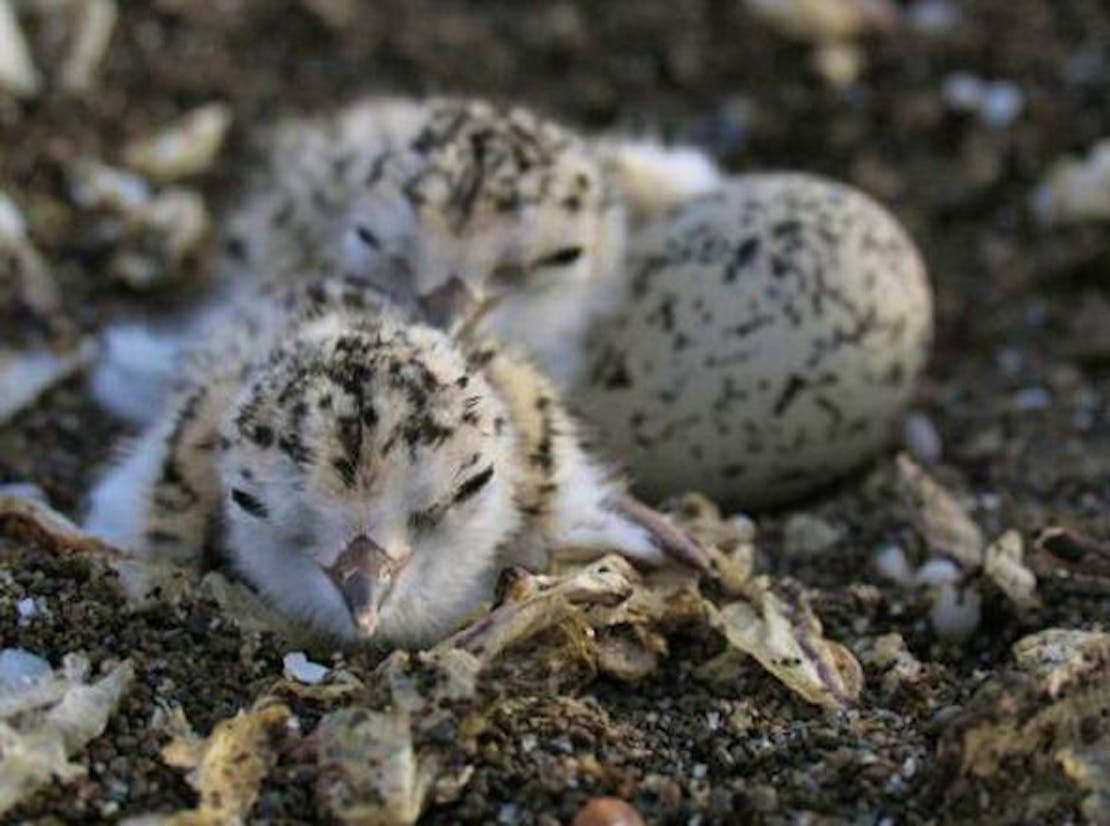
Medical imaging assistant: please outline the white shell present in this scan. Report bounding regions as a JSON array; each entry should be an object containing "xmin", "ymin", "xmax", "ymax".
[{"xmin": 574, "ymin": 173, "xmax": 933, "ymax": 508}]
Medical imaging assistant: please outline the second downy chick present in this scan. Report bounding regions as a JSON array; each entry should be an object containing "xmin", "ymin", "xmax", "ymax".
[{"xmin": 86, "ymin": 276, "xmax": 705, "ymax": 647}]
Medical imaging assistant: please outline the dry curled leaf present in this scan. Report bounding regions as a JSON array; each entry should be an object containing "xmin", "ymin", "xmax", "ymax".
[{"xmin": 706, "ymin": 578, "xmax": 863, "ymax": 709}]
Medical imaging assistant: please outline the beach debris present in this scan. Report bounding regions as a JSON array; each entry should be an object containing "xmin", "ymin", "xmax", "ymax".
[
  {"xmin": 0, "ymin": 655, "xmax": 134, "ymax": 815},
  {"xmin": 982, "ymin": 530, "xmax": 1040, "ymax": 613},
  {"xmin": 1031, "ymin": 139, "xmax": 1110, "ymax": 224},
  {"xmin": 124, "ymin": 103, "xmax": 233, "ymax": 181},
  {"xmin": 941, "ymin": 628, "xmax": 1110, "ymax": 820},
  {"xmin": 885, "ymin": 456, "xmax": 1040, "ymax": 638},
  {"xmin": 744, "ymin": 0, "xmax": 898, "ymax": 42},
  {"xmin": 154, "ymin": 700, "xmax": 295, "ymax": 825},
  {"xmin": 896, "ymin": 454, "xmax": 983, "ymax": 570},
  {"xmin": 743, "ymin": 0, "xmax": 899, "ymax": 87},
  {"xmin": 0, "ymin": 339, "xmax": 96, "ymax": 425},
  {"xmin": 58, "ymin": 0, "xmax": 118, "ymax": 93},
  {"xmin": 1, "ymin": 190, "xmax": 62, "ymax": 325},
  {"xmin": 68, "ymin": 162, "xmax": 212, "ymax": 289},
  {"xmin": 705, "ymin": 577, "xmax": 864, "ymax": 709},
  {"xmin": 0, "ymin": 1, "xmax": 41, "ymax": 97}
]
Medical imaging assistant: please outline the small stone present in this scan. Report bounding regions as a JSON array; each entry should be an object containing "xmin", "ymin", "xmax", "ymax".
[
  {"xmin": 783, "ymin": 513, "xmax": 843, "ymax": 557},
  {"xmin": 903, "ymin": 412, "xmax": 942, "ymax": 465},
  {"xmin": 1011, "ymin": 387, "xmax": 1052, "ymax": 411},
  {"xmin": 282, "ymin": 652, "xmax": 328, "ymax": 685},
  {"xmin": 0, "ymin": 648, "xmax": 52, "ymax": 689},
  {"xmin": 572, "ymin": 797, "xmax": 645, "ymax": 826},
  {"xmin": 929, "ymin": 582, "xmax": 982, "ymax": 639},
  {"xmin": 0, "ymin": 2, "xmax": 41, "ymax": 97}
]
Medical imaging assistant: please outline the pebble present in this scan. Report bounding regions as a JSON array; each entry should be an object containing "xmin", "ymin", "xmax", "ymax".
[
  {"xmin": 0, "ymin": 648, "xmax": 53, "ymax": 690},
  {"xmin": 903, "ymin": 412, "xmax": 942, "ymax": 465},
  {"xmin": 282, "ymin": 652, "xmax": 329, "ymax": 684},
  {"xmin": 571, "ymin": 797, "xmax": 645, "ymax": 826},
  {"xmin": 783, "ymin": 513, "xmax": 843, "ymax": 557}
]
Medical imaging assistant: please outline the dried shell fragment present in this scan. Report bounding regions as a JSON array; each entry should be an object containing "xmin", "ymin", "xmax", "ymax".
[
  {"xmin": 982, "ymin": 530, "xmax": 1039, "ymax": 612},
  {"xmin": 1011, "ymin": 629, "xmax": 1110, "ymax": 699},
  {"xmin": 1031, "ymin": 139, "xmax": 1110, "ymax": 224},
  {"xmin": 110, "ymin": 187, "xmax": 211, "ymax": 289},
  {"xmin": 58, "ymin": 0, "xmax": 118, "ymax": 94},
  {"xmin": 896, "ymin": 453, "xmax": 984, "ymax": 569},
  {"xmin": 0, "ymin": 1, "xmax": 41, "ymax": 97},
  {"xmin": 0, "ymin": 190, "xmax": 62, "ymax": 324},
  {"xmin": 315, "ymin": 707, "xmax": 435, "ymax": 826},
  {"xmin": 124, "ymin": 103, "xmax": 233, "ymax": 180},
  {"xmin": 745, "ymin": 0, "xmax": 899, "ymax": 43},
  {"xmin": 0, "ymin": 339, "xmax": 95, "ymax": 424},
  {"xmin": 158, "ymin": 700, "xmax": 294, "ymax": 825},
  {"xmin": 0, "ymin": 656, "xmax": 133, "ymax": 815},
  {"xmin": 706, "ymin": 577, "xmax": 864, "ymax": 709}
]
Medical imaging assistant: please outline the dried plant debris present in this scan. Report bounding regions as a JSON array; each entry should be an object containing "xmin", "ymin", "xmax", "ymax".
[
  {"xmin": 940, "ymin": 628, "xmax": 1110, "ymax": 818},
  {"xmin": 1031, "ymin": 139, "xmax": 1110, "ymax": 224},
  {"xmin": 67, "ymin": 162, "xmax": 212, "ymax": 290},
  {"xmin": 885, "ymin": 456, "xmax": 1040, "ymax": 638},
  {"xmin": 0, "ymin": 654, "xmax": 134, "ymax": 815},
  {"xmin": 0, "ymin": 190, "xmax": 64, "ymax": 337},
  {"xmin": 704, "ymin": 577, "xmax": 864, "ymax": 709},
  {"xmin": 124, "ymin": 103, "xmax": 233, "ymax": 181},
  {"xmin": 140, "ymin": 700, "xmax": 295, "ymax": 825},
  {"xmin": 1033, "ymin": 527, "xmax": 1110, "ymax": 593},
  {"xmin": 0, "ymin": 1, "xmax": 41, "ymax": 97},
  {"xmin": 896, "ymin": 453, "xmax": 983, "ymax": 570},
  {"xmin": 57, "ymin": 0, "xmax": 118, "ymax": 94},
  {"xmin": 982, "ymin": 529, "xmax": 1040, "ymax": 613}
]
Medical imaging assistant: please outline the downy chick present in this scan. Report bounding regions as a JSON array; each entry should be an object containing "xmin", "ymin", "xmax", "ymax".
[
  {"xmin": 225, "ymin": 97, "xmax": 723, "ymax": 387},
  {"xmin": 86, "ymin": 276, "xmax": 705, "ymax": 646}
]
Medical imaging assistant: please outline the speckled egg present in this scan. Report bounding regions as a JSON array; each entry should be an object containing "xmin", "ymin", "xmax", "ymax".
[{"xmin": 574, "ymin": 173, "xmax": 933, "ymax": 508}]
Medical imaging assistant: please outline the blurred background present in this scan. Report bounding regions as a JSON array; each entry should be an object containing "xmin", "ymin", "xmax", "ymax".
[{"xmin": 2, "ymin": 2, "xmax": 1109, "ymax": 822}]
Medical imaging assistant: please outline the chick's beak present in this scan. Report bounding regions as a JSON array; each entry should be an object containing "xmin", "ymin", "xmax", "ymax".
[
  {"xmin": 419, "ymin": 275, "xmax": 499, "ymax": 337},
  {"xmin": 324, "ymin": 535, "xmax": 410, "ymax": 637}
]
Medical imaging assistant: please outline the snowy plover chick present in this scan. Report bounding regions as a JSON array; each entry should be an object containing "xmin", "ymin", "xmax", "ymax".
[
  {"xmin": 226, "ymin": 97, "xmax": 723, "ymax": 386},
  {"xmin": 86, "ymin": 276, "xmax": 705, "ymax": 646}
]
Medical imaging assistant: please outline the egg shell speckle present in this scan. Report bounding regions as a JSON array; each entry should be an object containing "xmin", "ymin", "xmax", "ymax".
[{"xmin": 575, "ymin": 173, "xmax": 933, "ymax": 508}]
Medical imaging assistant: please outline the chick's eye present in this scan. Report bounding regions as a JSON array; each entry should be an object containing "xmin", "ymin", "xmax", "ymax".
[{"xmin": 535, "ymin": 246, "xmax": 584, "ymax": 268}]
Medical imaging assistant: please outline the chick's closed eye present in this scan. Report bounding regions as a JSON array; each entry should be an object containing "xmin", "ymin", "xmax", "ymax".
[{"xmin": 534, "ymin": 246, "xmax": 583, "ymax": 268}]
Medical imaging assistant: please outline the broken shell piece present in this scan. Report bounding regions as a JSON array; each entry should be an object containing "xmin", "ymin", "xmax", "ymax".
[
  {"xmin": 0, "ymin": 191, "xmax": 62, "ymax": 323},
  {"xmin": 745, "ymin": 0, "xmax": 899, "ymax": 42},
  {"xmin": 110, "ymin": 188, "xmax": 211, "ymax": 289},
  {"xmin": 58, "ymin": 0, "xmax": 118, "ymax": 94},
  {"xmin": 1011, "ymin": 629, "xmax": 1110, "ymax": 699},
  {"xmin": 124, "ymin": 103, "xmax": 233, "ymax": 180},
  {"xmin": 783, "ymin": 512, "xmax": 843, "ymax": 557},
  {"xmin": 0, "ymin": 339, "xmax": 95, "ymax": 424},
  {"xmin": 1031, "ymin": 139, "xmax": 1110, "ymax": 225},
  {"xmin": 897, "ymin": 453, "xmax": 984, "ymax": 570},
  {"xmin": 315, "ymin": 706, "xmax": 436, "ymax": 826},
  {"xmin": 983, "ymin": 530, "xmax": 1039, "ymax": 612},
  {"xmin": 706, "ymin": 577, "xmax": 864, "ymax": 709},
  {"xmin": 158, "ymin": 700, "xmax": 294, "ymax": 824},
  {"xmin": 0, "ymin": 657, "xmax": 133, "ymax": 816},
  {"xmin": 0, "ymin": 1, "xmax": 41, "ymax": 97},
  {"xmin": 69, "ymin": 161, "xmax": 152, "ymax": 212}
]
